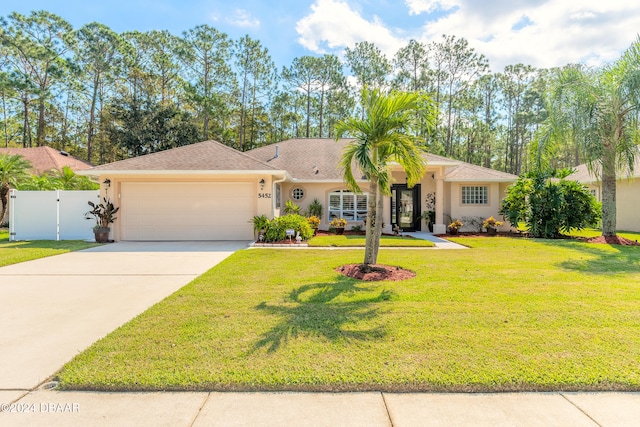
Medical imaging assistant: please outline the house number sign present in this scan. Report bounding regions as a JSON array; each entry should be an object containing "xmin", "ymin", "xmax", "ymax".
[{"xmin": 258, "ymin": 193, "xmax": 272, "ymax": 198}]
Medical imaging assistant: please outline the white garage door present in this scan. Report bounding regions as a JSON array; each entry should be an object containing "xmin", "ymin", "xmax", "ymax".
[{"xmin": 120, "ymin": 182, "xmax": 255, "ymax": 240}]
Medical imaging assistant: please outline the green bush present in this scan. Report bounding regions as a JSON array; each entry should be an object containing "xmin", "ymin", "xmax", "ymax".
[
  {"xmin": 501, "ymin": 173, "xmax": 601, "ymax": 238},
  {"xmin": 264, "ymin": 214, "xmax": 313, "ymax": 242},
  {"xmin": 307, "ymin": 198, "xmax": 323, "ymax": 219},
  {"xmin": 283, "ymin": 200, "xmax": 301, "ymax": 215}
]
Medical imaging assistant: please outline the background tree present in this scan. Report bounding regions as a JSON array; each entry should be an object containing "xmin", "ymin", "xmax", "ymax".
[
  {"xmin": 335, "ymin": 88, "xmax": 431, "ymax": 269},
  {"xmin": 180, "ymin": 25, "xmax": 234, "ymax": 142},
  {"xmin": 345, "ymin": 41, "xmax": 391, "ymax": 90},
  {"xmin": 71, "ymin": 22, "xmax": 123, "ymax": 162},
  {"xmin": 542, "ymin": 38, "xmax": 640, "ymax": 237},
  {"xmin": 0, "ymin": 11, "xmax": 73, "ymax": 147},
  {"xmin": 233, "ymin": 35, "xmax": 277, "ymax": 150},
  {"xmin": 282, "ymin": 56, "xmax": 321, "ymax": 138}
]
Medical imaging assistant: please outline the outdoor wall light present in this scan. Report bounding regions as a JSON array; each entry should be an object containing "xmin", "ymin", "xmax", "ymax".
[
  {"xmin": 259, "ymin": 178, "xmax": 265, "ymax": 190},
  {"xmin": 103, "ymin": 179, "xmax": 111, "ymax": 188}
]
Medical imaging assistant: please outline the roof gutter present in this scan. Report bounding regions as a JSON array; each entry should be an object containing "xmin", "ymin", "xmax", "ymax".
[{"xmin": 76, "ymin": 169, "xmax": 288, "ymax": 177}]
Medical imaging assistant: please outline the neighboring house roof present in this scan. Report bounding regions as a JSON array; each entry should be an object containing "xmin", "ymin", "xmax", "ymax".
[
  {"xmin": 83, "ymin": 140, "xmax": 282, "ymax": 175},
  {"xmin": 569, "ymin": 158, "xmax": 640, "ymax": 183},
  {"xmin": 247, "ymin": 138, "xmax": 517, "ymax": 182},
  {"xmin": 0, "ymin": 146, "xmax": 93, "ymax": 174}
]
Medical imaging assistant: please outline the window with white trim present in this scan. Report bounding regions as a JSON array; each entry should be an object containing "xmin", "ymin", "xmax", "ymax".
[
  {"xmin": 328, "ymin": 190, "xmax": 368, "ymax": 221},
  {"xmin": 461, "ymin": 186, "xmax": 488, "ymax": 205},
  {"xmin": 291, "ymin": 187, "xmax": 305, "ymax": 201}
]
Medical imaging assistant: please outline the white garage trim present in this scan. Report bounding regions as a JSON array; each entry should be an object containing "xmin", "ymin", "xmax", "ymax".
[{"xmin": 120, "ymin": 182, "xmax": 255, "ymax": 241}]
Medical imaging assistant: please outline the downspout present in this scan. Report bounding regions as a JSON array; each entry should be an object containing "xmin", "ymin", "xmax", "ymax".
[{"xmin": 272, "ymin": 175, "xmax": 287, "ymax": 217}]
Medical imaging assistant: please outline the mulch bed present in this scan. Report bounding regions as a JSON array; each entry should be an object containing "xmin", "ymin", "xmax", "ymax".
[
  {"xmin": 336, "ymin": 264, "xmax": 416, "ymax": 281},
  {"xmin": 585, "ymin": 235, "xmax": 639, "ymax": 246}
]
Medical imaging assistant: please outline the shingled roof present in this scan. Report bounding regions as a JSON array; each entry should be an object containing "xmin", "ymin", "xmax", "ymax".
[
  {"xmin": 86, "ymin": 140, "xmax": 279, "ymax": 173},
  {"xmin": 248, "ymin": 138, "xmax": 517, "ymax": 182},
  {"xmin": 0, "ymin": 146, "xmax": 93, "ymax": 174},
  {"xmin": 247, "ymin": 138, "xmax": 352, "ymax": 180},
  {"xmin": 568, "ymin": 158, "xmax": 640, "ymax": 183},
  {"xmin": 443, "ymin": 161, "xmax": 518, "ymax": 182}
]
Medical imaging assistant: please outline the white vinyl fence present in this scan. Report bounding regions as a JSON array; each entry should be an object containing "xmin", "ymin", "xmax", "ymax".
[{"xmin": 9, "ymin": 189, "xmax": 100, "ymax": 241}]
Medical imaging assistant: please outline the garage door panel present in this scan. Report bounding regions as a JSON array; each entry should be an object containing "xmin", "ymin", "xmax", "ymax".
[{"xmin": 120, "ymin": 182, "xmax": 255, "ymax": 240}]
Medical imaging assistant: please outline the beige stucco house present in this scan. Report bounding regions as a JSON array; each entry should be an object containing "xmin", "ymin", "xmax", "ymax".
[
  {"xmin": 569, "ymin": 159, "xmax": 640, "ymax": 232},
  {"xmin": 79, "ymin": 138, "xmax": 517, "ymax": 241}
]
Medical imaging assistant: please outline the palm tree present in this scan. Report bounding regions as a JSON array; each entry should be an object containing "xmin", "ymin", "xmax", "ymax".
[
  {"xmin": 335, "ymin": 88, "xmax": 431, "ymax": 268},
  {"xmin": 0, "ymin": 153, "xmax": 32, "ymax": 223},
  {"xmin": 543, "ymin": 37, "xmax": 640, "ymax": 237}
]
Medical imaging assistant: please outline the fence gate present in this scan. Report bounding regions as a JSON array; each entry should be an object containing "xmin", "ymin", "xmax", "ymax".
[{"xmin": 9, "ymin": 190, "xmax": 100, "ymax": 241}]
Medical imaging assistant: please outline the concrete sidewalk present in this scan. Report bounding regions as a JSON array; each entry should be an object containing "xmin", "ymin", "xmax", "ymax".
[
  {"xmin": 404, "ymin": 231, "xmax": 468, "ymax": 249},
  {"xmin": 0, "ymin": 241, "xmax": 248, "ymax": 400},
  {"xmin": 2, "ymin": 389, "xmax": 639, "ymax": 426}
]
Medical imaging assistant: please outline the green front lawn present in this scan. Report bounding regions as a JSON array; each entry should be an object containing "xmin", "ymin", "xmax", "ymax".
[
  {"xmin": 0, "ymin": 229, "xmax": 98, "ymax": 267},
  {"xmin": 308, "ymin": 234, "xmax": 434, "ymax": 247},
  {"xmin": 57, "ymin": 236, "xmax": 640, "ymax": 392}
]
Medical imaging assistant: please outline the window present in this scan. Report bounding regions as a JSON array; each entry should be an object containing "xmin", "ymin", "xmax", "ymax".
[
  {"xmin": 275, "ymin": 184, "xmax": 281, "ymax": 209},
  {"xmin": 328, "ymin": 190, "xmax": 368, "ymax": 221},
  {"xmin": 461, "ymin": 186, "xmax": 488, "ymax": 205},
  {"xmin": 291, "ymin": 187, "xmax": 305, "ymax": 201}
]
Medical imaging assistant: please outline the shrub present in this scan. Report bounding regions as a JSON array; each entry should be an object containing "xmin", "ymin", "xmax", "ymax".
[
  {"xmin": 250, "ymin": 215, "xmax": 270, "ymax": 238},
  {"xmin": 283, "ymin": 200, "xmax": 300, "ymax": 215},
  {"xmin": 500, "ymin": 173, "xmax": 601, "ymax": 238},
  {"xmin": 330, "ymin": 217, "xmax": 347, "ymax": 228},
  {"xmin": 306, "ymin": 215, "xmax": 320, "ymax": 228},
  {"xmin": 307, "ymin": 198, "xmax": 323, "ymax": 219},
  {"xmin": 264, "ymin": 214, "xmax": 313, "ymax": 242}
]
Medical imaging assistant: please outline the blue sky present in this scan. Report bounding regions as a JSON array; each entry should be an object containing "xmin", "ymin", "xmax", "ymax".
[{"xmin": 2, "ymin": 0, "xmax": 640, "ymax": 72}]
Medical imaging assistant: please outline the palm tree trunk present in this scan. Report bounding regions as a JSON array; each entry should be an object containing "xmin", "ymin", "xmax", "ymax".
[
  {"xmin": 601, "ymin": 153, "xmax": 617, "ymax": 237},
  {"xmin": 363, "ymin": 177, "xmax": 378, "ymax": 266},
  {"xmin": 0, "ymin": 184, "xmax": 9, "ymax": 224},
  {"xmin": 372, "ymin": 187, "xmax": 384, "ymax": 263}
]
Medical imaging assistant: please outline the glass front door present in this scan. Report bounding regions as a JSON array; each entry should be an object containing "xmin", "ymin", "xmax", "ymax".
[{"xmin": 391, "ymin": 184, "xmax": 421, "ymax": 232}]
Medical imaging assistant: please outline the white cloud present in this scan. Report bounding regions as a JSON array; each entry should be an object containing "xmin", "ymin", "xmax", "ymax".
[
  {"xmin": 295, "ymin": 0, "xmax": 404, "ymax": 59},
  {"xmin": 405, "ymin": 0, "xmax": 459, "ymax": 15},
  {"xmin": 296, "ymin": 0, "xmax": 640, "ymax": 72},
  {"xmin": 226, "ymin": 9, "xmax": 260, "ymax": 29},
  {"xmin": 414, "ymin": 0, "xmax": 640, "ymax": 71}
]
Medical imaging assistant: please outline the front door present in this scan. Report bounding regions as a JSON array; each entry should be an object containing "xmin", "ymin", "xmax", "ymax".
[{"xmin": 391, "ymin": 184, "xmax": 421, "ymax": 232}]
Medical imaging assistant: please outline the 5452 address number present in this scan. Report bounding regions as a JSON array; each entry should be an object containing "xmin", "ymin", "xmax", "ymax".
[{"xmin": 258, "ymin": 193, "xmax": 272, "ymax": 199}]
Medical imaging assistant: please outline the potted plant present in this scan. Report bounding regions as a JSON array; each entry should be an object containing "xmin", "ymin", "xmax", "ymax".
[
  {"xmin": 250, "ymin": 214, "xmax": 270, "ymax": 241},
  {"xmin": 420, "ymin": 210, "xmax": 436, "ymax": 232},
  {"xmin": 483, "ymin": 216, "xmax": 503, "ymax": 236},
  {"xmin": 306, "ymin": 215, "xmax": 320, "ymax": 235},
  {"xmin": 307, "ymin": 198, "xmax": 323, "ymax": 219},
  {"xmin": 85, "ymin": 197, "xmax": 120, "ymax": 243},
  {"xmin": 448, "ymin": 219, "xmax": 463, "ymax": 235},
  {"xmin": 330, "ymin": 217, "xmax": 347, "ymax": 235}
]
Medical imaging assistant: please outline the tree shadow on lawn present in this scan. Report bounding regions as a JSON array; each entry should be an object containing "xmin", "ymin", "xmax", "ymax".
[
  {"xmin": 541, "ymin": 240, "xmax": 640, "ymax": 275},
  {"xmin": 251, "ymin": 276, "xmax": 393, "ymax": 353}
]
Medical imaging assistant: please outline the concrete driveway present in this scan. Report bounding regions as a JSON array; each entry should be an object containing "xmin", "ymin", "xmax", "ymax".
[{"xmin": 0, "ymin": 241, "xmax": 248, "ymax": 397}]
